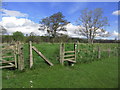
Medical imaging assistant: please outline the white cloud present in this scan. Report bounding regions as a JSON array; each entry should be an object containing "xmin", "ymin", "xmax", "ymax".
[
  {"xmin": 58, "ymin": 23, "xmax": 85, "ymax": 38},
  {"xmin": 1, "ymin": 17, "xmax": 116, "ymax": 40},
  {"xmin": 0, "ymin": 17, "xmax": 46, "ymax": 35},
  {"xmin": 1, "ymin": 9, "xmax": 28, "ymax": 17},
  {"xmin": 112, "ymin": 10, "xmax": 120, "ymax": 15},
  {"xmin": 112, "ymin": 30, "xmax": 120, "ymax": 36}
]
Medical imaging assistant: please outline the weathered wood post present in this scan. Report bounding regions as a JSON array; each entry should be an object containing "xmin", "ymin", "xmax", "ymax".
[
  {"xmin": 74, "ymin": 42, "xmax": 77, "ymax": 61},
  {"xmin": 29, "ymin": 41, "xmax": 33, "ymax": 68},
  {"xmin": 98, "ymin": 46, "xmax": 101, "ymax": 59},
  {"xmin": 17, "ymin": 41, "xmax": 24, "ymax": 70},
  {"xmin": 60, "ymin": 43, "xmax": 64, "ymax": 65},
  {"xmin": 14, "ymin": 43, "xmax": 17, "ymax": 68}
]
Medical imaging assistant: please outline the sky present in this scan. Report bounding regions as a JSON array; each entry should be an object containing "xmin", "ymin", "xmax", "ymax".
[{"xmin": 0, "ymin": 2, "xmax": 120, "ymax": 40}]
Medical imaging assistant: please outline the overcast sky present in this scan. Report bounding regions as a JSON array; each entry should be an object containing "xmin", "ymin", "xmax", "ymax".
[{"xmin": 0, "ymin": 2, "xmax": 119, "ymax": 40}]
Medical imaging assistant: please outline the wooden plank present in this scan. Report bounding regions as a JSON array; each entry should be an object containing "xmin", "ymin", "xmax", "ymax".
[
  {"xmin": 0, "ymin": 65, "xmax": 15, "ymax": 69},
  {"xmin": 29, "ymin": 41, "xmax": 33, "ymax": 68},
  {"xmin": 64, "ymin": 57, "xmax": 75, "ymax": 60},
  {"xmin": 2, "ymin": 56, "xmax": 14, "ymax": 58},
  {"xmin": 64, "ymin": 51, "xmax": 75, "ymax": 53},
  {"xmin": 1, "ymin": 50, "xmax": 14, "ymax": 53},
  {"xmin": 64, "ymin": 59, "xmax": 76, "ymax": 63},
  {"xmin": 0, "ymin": 60, "xmax": 15, "ymax": 64},
  {"xmin": 0, "ymin": 59, "xmax": 15, "ymax": 66},
  {"xmin": 32, "ymin": 46, "xmax": 54, "ymax": 66},
  {"xmin": 2, "ymin": 47, "xmax": 14, "ymax": 50},
  {"xmin": 64, "ymin": 54, "xmax": 75, "ymax": 58}
]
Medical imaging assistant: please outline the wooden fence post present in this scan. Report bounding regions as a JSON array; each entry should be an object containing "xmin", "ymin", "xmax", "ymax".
[
  {"xmin": 17, "ymin": 41, "xmax": 24, "ymax": 70},
  {"xmin": 98, "ymin": 46, "xmax": 101, "ymax": 59},
  {"xmin": 29, "ymin": 41, "xmax": 33, "ymax": 68},
  {"xmin": 74, "ymin": 43, "xmax": 77, "ymax": 61},
  {"xmin": 14, "ymin": 43, "xmax": 17, "ymax": 68},
  {"xmin": 60, "ymin": 43, "xmax": 64, "ymax": 65}
]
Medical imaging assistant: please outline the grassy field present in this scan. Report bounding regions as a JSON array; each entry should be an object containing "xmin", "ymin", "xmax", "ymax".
[{"xmin": 2, "ymin": 43, "xmax": 118, "ymax": 88}]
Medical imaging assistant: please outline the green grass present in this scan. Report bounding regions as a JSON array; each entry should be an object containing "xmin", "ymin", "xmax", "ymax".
[
  {"xmin": 1, "ymin": 43, "xmax": 118, "ymax": 88},
  {"xmin": 2, "ymin": 56, "xmax": 118, "ymax": 88}
]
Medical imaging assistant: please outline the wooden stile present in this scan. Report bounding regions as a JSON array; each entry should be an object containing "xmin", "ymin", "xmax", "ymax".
[{"xmin": 59, "ymin": 43, "xmax": 76, "ymax": 66}]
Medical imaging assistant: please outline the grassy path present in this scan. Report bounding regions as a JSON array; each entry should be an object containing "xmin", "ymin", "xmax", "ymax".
[{"xmin": 2, "ymin": 56, "xmax": 118, "ymax": 88}]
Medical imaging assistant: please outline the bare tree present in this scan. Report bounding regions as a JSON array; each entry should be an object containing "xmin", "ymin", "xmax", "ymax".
[
  {"xmin": 77, "ymin": 8, "xmax": 110, "ymax": 43},
  {"xmin": 39, "ymin": 12, "xmax": 69, "ymax": 39}
]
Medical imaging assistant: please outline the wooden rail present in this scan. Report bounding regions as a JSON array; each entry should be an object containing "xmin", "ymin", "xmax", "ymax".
[
  {"xmin": 64, "ymin": 59, "xmax": 76, "ymax": 63},
  {"xmin": 64, "ymin": 51, "xmax": 75, "ymax": 53},
  {"xmin": 0, "ymin": 65, "xmax": 15, "ymax": 69},
  {"xmin": 2, "ymin": 56, "xmax": 14, "ymax": 58},
  {"xmin": 32, "ymin": 46, "xmax": 54, "ymax": 66},
  {"xmin": 0, "ymin": 60, "xmax": 15, "ymax": 64},
  {"xmin": 64, "ymin": 54, "xmax": 75, "ymax": 58}
]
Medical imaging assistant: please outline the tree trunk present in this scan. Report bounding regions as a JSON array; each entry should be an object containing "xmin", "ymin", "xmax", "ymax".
[{"xmin": 88, "ymin": 38, "xmax": 94, "ymax": 44}]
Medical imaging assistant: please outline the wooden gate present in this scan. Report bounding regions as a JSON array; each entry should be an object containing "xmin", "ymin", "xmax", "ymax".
[
  {"xmin": 0, "ymin": 42, "xmax": 24, "ymax": 70},
  {"xmin": 29, "ymin": 41, "xmax": 54, "ymax": 68}
]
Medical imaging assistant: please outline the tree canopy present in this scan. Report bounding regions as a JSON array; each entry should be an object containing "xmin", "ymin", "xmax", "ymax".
[
  {"xmin": 76, "ymin": 8, "xmax": 110, "ymax": 43},
  {"xmin": 39, "ymin": 12, "xmax": 70, "ymax": 38},
  {"xmin": 12, "ymin": 31, "xmax": 24, "ymax": 42}
]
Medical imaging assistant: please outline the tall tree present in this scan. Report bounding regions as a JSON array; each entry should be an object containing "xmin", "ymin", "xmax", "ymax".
[
  {"xmin": 77, "ymin": 8, "xmax": 110, "ymax": 43},
  {"xmin": 12, "ymin": 31, "xmax": 24, "ymax": 42},
  {"xmin": 39, "ymin": 12, "xmax": 69, "ymax": 39}
]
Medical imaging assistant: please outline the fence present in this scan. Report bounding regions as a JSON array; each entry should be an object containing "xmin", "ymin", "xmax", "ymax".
[
  {"xmin": 0, "ymin": 41, "xmax": 24, "ymax": 70},
  {"xmin": 1, "ymin": 41, "xmax": 118, "ymax": 70},
  {"xmin": 77, "ymin": 42, "xmax": 118, "ymax": 60}
]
